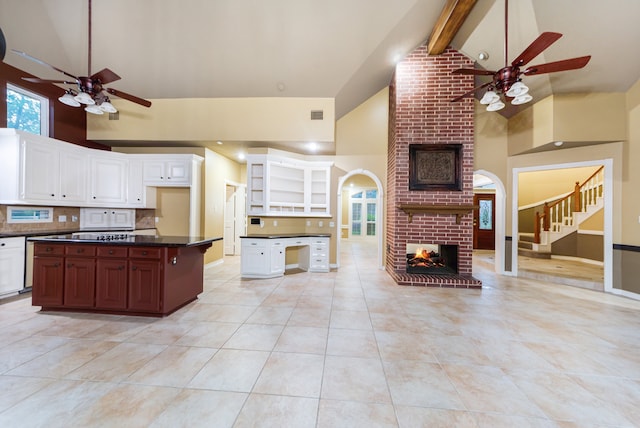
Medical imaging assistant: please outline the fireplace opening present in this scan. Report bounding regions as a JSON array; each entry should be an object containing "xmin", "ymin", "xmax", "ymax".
[{"xmin": 406, "ymin": 243, "xmax": 458, "ymax": 275}]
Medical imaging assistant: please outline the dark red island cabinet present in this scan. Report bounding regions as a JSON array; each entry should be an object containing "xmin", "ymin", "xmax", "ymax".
[{"xmin": 32, "ymin": 240, "xmax": 212, "ymax": 316}]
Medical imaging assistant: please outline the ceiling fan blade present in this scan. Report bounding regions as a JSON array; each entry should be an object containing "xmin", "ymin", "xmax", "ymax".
[
  {"xmin": 452, "ymin": 68, "xmax": 496, "ymax": 76},
  {"xmin": 11, "ymin": 49, "xmax": 79, "ymax": 81},
  {"xmin": 91, "ymin": 68, "xmax": 121, "ymax": 85},
  {"xmin": 523, "ymin": 55, "xmax": 591, "ymax": 76},
  {"xmin": 451, "ymin": 81, "xmax": 492, "ymax": 102},
  {"xmin": 511, "ymin": 32, "xmax": 562, "ymax": 68},
  {"xmin": 22, "ymin": 77, "xmax": 77, "ymax": 85},
  {"xmin": 105, "ymin": 87, "xmax": 152, "ymax": 108}
]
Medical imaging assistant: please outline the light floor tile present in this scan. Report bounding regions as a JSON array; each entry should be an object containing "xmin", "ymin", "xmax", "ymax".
[
  {"xmin": 2, "ymin": 243, "xmax": 640, "ymax": 427},
  {"xmin": 321, "ymin": 355, "xmax": 391, "ymax": 403},
  {"xmin": 253, "ymin": 352, "xmax": 324, "ymax": 397},
  {"xmin": 149, "ymin": 389, "xmax": 247, "ymax": 428},
  {"xmin": 317, "ymin": 399, "xmax": 398, "ymax": 428},
  {"xmin": 188, "ymin": 349, "xmax": 269, "ymax": 392},
  {"xmin": 233, "ymin": 394, "xmax": 318, "ymax": 428},
  {"xmin": 126, "ymin": 345, "xmax": 217, "ymax": 387}
]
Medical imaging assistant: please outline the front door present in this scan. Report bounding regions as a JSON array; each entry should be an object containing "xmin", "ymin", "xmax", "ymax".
[{"xmin": 473, "ymin": 194, "xmax": 495, "ymax": 250}]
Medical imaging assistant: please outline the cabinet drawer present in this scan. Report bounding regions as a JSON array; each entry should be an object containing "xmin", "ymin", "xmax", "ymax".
[
  {"xmin": 34, "ymin": 244, "xmax": 64, "ymax": 256},
  {"xmin": 97, "ymin": 246, "xmax": 128, "ymax": 258},
  {"xmin": 129, "ymin": 247, "xmax": 162, "ymax": 259},
  {"xmin": 65, "ymin": 245, "xmax": 97, "ymax": 257}
]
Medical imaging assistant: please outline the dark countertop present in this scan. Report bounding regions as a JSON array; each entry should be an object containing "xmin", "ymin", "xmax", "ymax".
[
  {"xmin": 28, "ymin": 234, "xmax": 222, "ymax": 247},
  {"xmin": 0, "ymin": 228, "xmax": 150, "ymax": 238},
  {"xmin": 240, "ymin": 233, "xmax": 331, "ymax": 239}
]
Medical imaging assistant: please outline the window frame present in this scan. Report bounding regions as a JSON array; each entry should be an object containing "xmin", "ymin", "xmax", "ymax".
[{"xmin": 6, "ymin": 82, "xmax": 50, "ymax": 136}]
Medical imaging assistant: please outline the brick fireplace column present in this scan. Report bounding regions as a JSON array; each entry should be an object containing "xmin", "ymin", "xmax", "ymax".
[{"xmin": 386, "ymin": 46, "xmax": 481, "ymax": 288}]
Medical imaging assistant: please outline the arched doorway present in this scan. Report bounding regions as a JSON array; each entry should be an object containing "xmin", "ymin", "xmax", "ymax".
[
  {"xmin": 473, "ymin": 169, "xmax": 506, "ymax": 274},
  {"xmin": 336, "ymin": 170, "xmax": 384, "ymax": 269}
]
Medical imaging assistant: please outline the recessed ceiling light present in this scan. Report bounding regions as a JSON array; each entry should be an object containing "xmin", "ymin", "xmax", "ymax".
[
  {"xmin": 238, "ymin": 152, "xmax": 245, "ymax": 160},
  {"xmin": 554, "ymin": 141, "xmax": 564, "ymax": 147},
  {"xmin": 308, "ymin": 142, "xmax": 317, "ymax": 152},
  {"xmin": 478, "ymin": 51, "xmax": 489, "ymax": 61},
  {"xmin": 217, "ymin": 141, "xmax": 223, "ymax": 145}
]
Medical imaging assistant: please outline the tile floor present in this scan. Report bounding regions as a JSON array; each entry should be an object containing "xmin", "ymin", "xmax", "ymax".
[{"xmin": 0, "ymin": 241, "xmax": 639, "ymax": 427}]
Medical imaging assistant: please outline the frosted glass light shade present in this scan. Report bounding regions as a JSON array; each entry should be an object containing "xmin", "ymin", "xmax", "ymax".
[
  {"xmin": 74, "ymin": 91, "xmax": 95, "ymax": 105},
  {"xmin": 480, "ymin": 90, "xmax": 500, "ymax": 105},
  {"xmin": 511, "ymin": 93, "xmax": 533, "ymax": 105},
  {"xmin": 99, "ymin": 101, "xmax": 117, "ymax": 113},
  {"xmin": 486, "ymin": 100, "xmax": 505, "ymax": 111},
  {"xmin": 84, "ymin": 104, "xmax": 104, "ymax": 115},
  {"xmin": 506, "ymin": 81, "xmax": 529, "ymax": 97},
  {"xmin": 58, "ymin": 92, "xmax": 81, "ymax": 107}
]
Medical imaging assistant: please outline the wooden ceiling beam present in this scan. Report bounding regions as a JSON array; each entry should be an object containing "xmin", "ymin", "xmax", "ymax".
[{"xmin": 427, "ymin": 0, "xmax": 477, "ymax": 55}]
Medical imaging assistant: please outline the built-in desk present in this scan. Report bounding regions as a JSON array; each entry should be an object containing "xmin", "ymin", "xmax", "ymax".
[{"xmin": 240, "ymin": 233, "xmax": 330, "ymax": 278}]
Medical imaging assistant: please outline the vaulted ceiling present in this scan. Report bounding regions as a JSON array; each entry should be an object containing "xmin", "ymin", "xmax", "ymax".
[{"xmin": 2, "ymin": 0, "xmax": 640, "ymax": 136}]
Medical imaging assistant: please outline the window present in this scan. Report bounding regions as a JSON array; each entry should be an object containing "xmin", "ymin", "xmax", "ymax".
[
  {"xmin": 349, "ymin": 188, "xmax": 377, "ymax": 237},
  {"xmin": 6, "ymin": 83, "xmax": 49, "ymax": 136},
  {"xmin": 7, "ymin": 206, "xmax": 53, "ymax": 223}
]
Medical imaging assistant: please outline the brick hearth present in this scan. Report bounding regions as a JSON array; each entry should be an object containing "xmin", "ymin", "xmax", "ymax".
[{"xmin": 386, "ymin": 46, "xmax": 481, "ymax": 288}]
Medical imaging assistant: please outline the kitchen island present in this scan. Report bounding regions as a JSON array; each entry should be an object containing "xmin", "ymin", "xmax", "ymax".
[{"xmin": 28, "ymin": 234, "xmax": 221, "ymax": 316}]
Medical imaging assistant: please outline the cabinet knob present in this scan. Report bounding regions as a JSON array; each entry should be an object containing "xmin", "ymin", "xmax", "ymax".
[
  {"xmin": 93, "ymin": 196, "xmax": 97, "ymax": 199},
  {"xmin": 108, "ymin": 250, "xmax": 114, "ymax": 255},
  {"xmin": 142, "ymin": 251, "xmax": 148, "ymax": 255},
  {"xmin": 260, "ymin": 252, "xmax": 264, "ymax": 255},
  {"xmin": 167, "ymin": 177, "xmax": 171, "ymax": 179},
  {"xmin": 46, "ymin": 247, "xmax": 52, "ymax": 252},
  {"xmin": 53, "ymin": 263, "xmax": 59, "ymax": 267},
  {"xmin": 119, "ymin": 266, "xmax": 124, "ymax": 270},
  {"xmin": 51, "ymin": 194, "xmax": 55, "ymax": 197},
  {"xmin": 160, "ymin": 176, "xmax": 163, "ymax": 179},
  {"xmin": 132, "ymin": 266, "xmax": 137, "ymax": 271},
  {"xmin": 67, "ymin": 263, "xmax": 73, "ymax": 268},
  {"xmin": 77, "ymin": 249, "xmax": 84, "ymax": 253},
  {"xmin": 62, "ymin": 194, "xmax": 66, "ymax": 198},
  {"xmin": 0, "ymin": 243, "xmax": 5, "ymax": 247}
]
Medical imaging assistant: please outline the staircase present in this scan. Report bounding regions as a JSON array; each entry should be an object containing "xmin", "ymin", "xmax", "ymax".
[{"xmin": 518, "ymin": 166, "xmax": 604, "ymax": 257}]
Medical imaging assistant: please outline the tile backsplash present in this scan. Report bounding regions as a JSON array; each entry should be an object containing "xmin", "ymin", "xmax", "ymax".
[{"xmin": 0, "ymin": 205, "xmax": 156, "ymax": 235}]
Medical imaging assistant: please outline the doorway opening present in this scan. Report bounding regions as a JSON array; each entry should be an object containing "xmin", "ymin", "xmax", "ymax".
[
  {"xmin": 514, "ymin": 163, "xmax": 606, "ymax": 291},
  {"xmin": 473, "ymin": 170, "xmax": 506, "ymax": 275},
  {"xmin": 337, "ymin": 169, "xmax": 384, "ymax": 270}
]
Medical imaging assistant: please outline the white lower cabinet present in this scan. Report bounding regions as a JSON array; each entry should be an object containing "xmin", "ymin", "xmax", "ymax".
[
  {"xmin": 241, "ymin": 240, "xmax": 269, "ymax": 276},
  {"xmin": 0, "ymin": 237, "xmax": 26, "ymax": 296},
  {"xmin": 241, "ymin": 236, "xmax": 329, "ymax": 278},
  {"xmin": 309, "ymin": 238, "xmax": 329, "ymax": 272},
  {"xmin": 270, "ymin": 241, "xmax": 285, "ymax": 275}
]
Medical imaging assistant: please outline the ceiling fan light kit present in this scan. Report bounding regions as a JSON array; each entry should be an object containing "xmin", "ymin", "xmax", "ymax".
[
  {"xmin": 486, "ymin": 99, "xmax": 505, "ymax": 111},
  {"xmin": 451, "ymin": 0, "xmax": 590, "ymax": 113},
  {"xmin": 511, "ymin": 93, "xmax": 533, "ymax": 105},
  {"xmin": 84, "ymin": 104, "xmax": 104, "ymax": 115},
  {"xmin": 74, "ymin": 91, "xmax": 95, "ymax": 105},
  {"xmin": 58, "ymin": 91, "xmax": 81, "ymax": 107},
  {"xmin": 479, "ymin": 89, "xmax": 500, "ymax": 105}
]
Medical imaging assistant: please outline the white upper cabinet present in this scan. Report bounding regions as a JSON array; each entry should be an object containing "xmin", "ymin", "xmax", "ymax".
[
  {"xmin": 80, "ymin": 208, "xmax": 135, "ymax": 230},
  {"xmin": 88, "ymin": 153, "xmax": 128, "ymax": 205},
  {"xmin": 0, "ymin": 129, "xmax": 89, "ymax": 205},
  {"xmin": 246, "ymin": 154, "xmax": 332, "ymax": 217},
  {"xmin": 142, "ymin": 157, "xmax": 194, "ymax": 186}
]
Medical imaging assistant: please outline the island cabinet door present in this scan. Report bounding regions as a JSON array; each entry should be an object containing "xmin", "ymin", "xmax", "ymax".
[
  {"xmin": 95, "ymin": 259, "xmax": 128, "ymax": 310},
  {"xmin": 63, "ymin": 257, "xmax": 96, "ymax": 308},
  {"xmin": 128, "ymin": 260, "xmax": 161, "ymax": 312},
  {"xmin": 32, "ymin": 256, "xmax": 64, "ymax": 306}
]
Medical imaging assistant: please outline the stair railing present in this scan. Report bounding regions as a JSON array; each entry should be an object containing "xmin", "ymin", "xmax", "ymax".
[{"xmin": 533, "ymin": 166, "xmax": 604, "ymax": 244}]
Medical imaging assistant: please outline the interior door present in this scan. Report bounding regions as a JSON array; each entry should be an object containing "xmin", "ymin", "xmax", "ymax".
[
  {"xmin": 473, "ymin": 193, "xmax": 495, "ymax": 250},
  {"xmin": 224, "ymin": 185, "xmax": 236, "ymax": 255}
]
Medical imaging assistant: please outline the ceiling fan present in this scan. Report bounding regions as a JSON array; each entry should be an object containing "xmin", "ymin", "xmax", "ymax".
[
  {"xmin": 11, "ymin": 0, "xmax": 151, "ymax": 114},
  {"xmin": 451, "ymin": 0, "xmax": 591, "ymax": 111}
]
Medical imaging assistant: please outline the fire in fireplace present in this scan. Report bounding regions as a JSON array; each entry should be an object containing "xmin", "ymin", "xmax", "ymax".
[{"xmin": 406, "ymin": 243, "xmax": 458, "ymax": 275}]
